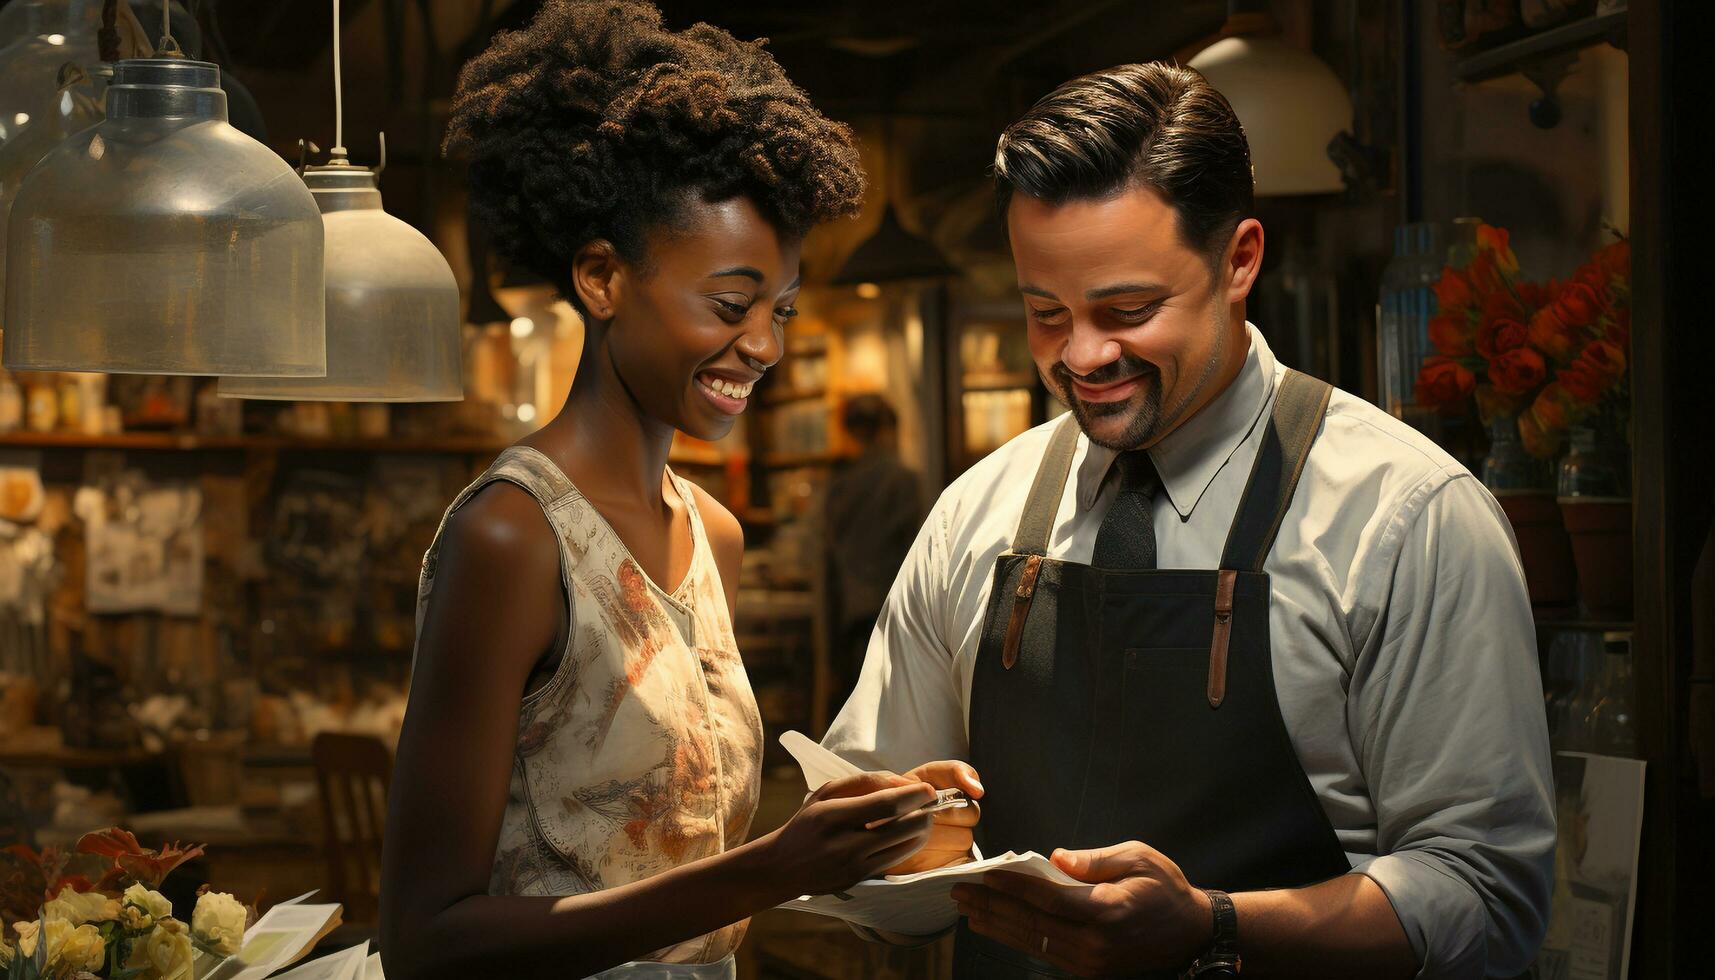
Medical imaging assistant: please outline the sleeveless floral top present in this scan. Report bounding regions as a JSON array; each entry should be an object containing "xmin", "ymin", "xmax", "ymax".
[{"xmin": 414, "ymin": 447, "xmax": 763, "ymax": 964}]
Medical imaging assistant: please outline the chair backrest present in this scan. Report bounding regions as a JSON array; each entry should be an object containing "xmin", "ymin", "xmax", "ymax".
[{"xmin": 310, "ymin": 732, "xmax": 392, "ymax": 924}]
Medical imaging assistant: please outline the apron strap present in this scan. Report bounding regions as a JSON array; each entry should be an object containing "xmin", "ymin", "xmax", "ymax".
[
  {"xmin": 1012, "ymin": 413, "xmax": 1083, "ymax": 556},
  {"xmin": 1218, "ymin": 369, "xmax": 1333, "ymax": 573}
]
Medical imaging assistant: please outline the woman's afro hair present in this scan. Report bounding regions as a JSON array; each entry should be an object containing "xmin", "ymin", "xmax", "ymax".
[{"xmin": 444, "ymin": 0, "xmax": 866, "ymax": 296}]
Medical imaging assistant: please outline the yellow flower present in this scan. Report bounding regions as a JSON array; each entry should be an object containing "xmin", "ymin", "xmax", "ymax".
[
  {"xmin": 14, "ymin": 918, "xmax": 42, "ymax": 957},
  {"xmin": 44, "ymin": 889, "xmax": 121, "ymax": 926},
  {"xmin": 127, "ymin": 919, "xmax": 195, "ymax": 980},
  {"xmin": 191, "ymin": 890, "xmax": 247, "ymax": 956},
  {"xmin": 14, "ymin": 917, "xmax": 103, "ymax": 975},
  {"xmin": 57, "ymin": 923, "xmax": 105, "ymax": 974},
  {"xmin": 123, "ymin": 882, "xmax": 174, "ymax": 921}
]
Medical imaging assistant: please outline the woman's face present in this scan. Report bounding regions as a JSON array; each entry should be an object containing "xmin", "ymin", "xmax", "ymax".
[{"xmin": 597, "ymin": 195, "xmax": 801, "ymax": 442}]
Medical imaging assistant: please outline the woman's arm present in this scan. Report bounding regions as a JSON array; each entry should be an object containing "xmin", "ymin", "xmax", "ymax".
[{"xmin": 381, "ymin": 484, "xmax": 935, "ymax": 979}]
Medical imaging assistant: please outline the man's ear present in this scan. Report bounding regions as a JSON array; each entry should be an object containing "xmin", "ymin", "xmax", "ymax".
[
  {"xmin": 1221, "ymin": 218, "xmax": 1265, "ymax": 305},
  {"xmin": 571, "ymin": 240, "xmax": 624, "ymax": 321}
]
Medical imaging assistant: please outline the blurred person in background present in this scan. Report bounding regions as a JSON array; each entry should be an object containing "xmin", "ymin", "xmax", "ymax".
[{"xmin": 825, "ymin": 394, "xmax": 924, "ymax": 699}]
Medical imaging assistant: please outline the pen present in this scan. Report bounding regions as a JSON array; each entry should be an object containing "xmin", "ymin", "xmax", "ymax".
[{"xmin": 864, "ymin": 788, "xmax": 970, "ymax": 830}]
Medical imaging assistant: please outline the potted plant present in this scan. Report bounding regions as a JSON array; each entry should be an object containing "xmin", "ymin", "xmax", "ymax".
[{"xmin": 1415, "ymin": 223, "xmax": 1575, "ymax": 611}]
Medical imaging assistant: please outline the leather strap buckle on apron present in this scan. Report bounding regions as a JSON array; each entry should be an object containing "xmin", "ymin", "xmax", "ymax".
[
  {"xmin": 1205, "ymin": 370, "xmax": 1333, "ymax": 709},
  {"xmin": 1003, "ymin": 554, "xmax": 1044, "ymax": 670},
  {"xmin": 1208, "ymin": 569, "xmax": 1236, "ymax": 707},
  {"xmin": 1000, "ymin": 414, "xmax": 1081, "ymax": 671}
]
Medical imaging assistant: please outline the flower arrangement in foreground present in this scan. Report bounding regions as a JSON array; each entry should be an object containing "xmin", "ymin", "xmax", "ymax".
[
  {"xmin": 1, "ymin": 829, "xmax": 247, "ymax": 980},
  {"xmin": 1415, "ymin": 224, "xmax": 1631, "ymax": 458}
]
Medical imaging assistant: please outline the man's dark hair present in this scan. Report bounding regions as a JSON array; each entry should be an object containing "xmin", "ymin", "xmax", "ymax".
[
  {"xmin": 993, "ymin": 62, "xmax": 1254, "ymax": 263},
  {"xmin": 841, "ymin": 394, "xmax": 898, "ymax": 445},
  {"xmin": 444, "ymin": 0, "xmax": 865, "ymax": 311}
]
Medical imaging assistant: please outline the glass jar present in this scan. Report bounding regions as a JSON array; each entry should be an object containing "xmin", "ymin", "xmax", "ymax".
[
  {"xmin": 1377, "ymin": 222, "xmax": 1442, "ymax": 421},
  {"xmin": 1482, "ymin": 415, "xmax": 1552, "ymax": 491},
  {"xmin": 1558, "ymin": 424, "xmax": 1631, "ymax": 499},
  {"xmin": 1584, "ymin": 631, "xmax": 1638, "ymax": 757}
]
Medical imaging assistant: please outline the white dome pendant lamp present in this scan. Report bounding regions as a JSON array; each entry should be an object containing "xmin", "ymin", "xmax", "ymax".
[
  {"xmin": 3, "ymin": 7, "xmax": 326, "ymax": 376},
  {"xmin": 219, "ymin": 0, "xmax": 460, "ymax": 402},
  {"xmin": 1187, "ymin": 0, "xmax": 1353, "ymax": 197}
]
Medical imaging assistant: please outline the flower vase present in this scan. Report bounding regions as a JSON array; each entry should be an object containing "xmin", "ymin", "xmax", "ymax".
[
  {"xmin": 1483, "ymin": 415, "xmax": 1576, "ymax": 611},
  {"xmin": 1559, "ymin": 424, "xmax": 1633, "ymax": 618}
]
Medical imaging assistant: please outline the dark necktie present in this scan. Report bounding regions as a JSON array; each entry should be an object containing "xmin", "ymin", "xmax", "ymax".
[{"xmin": 1091, "ymin": 451, "xmax": 1160, "ymax": 569}]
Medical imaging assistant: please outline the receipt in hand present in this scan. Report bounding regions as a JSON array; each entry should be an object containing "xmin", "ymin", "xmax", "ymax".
[{"xmin": 774, "ymin": 732, "xmax": 1090, "ymax": 936}]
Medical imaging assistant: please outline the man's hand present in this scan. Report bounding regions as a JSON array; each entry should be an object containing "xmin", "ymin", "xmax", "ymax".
[
  {"xmin": 877, "ymin": 761, "xmax": 984, "ymax": 875},
  {"xmin": 950, "ymin": 840, "xmax": 1211, "ymax": 978}
]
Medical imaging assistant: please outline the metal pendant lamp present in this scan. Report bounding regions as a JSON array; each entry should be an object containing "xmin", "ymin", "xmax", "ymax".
[
  {"xmin": 220, "ymin": 1, "xmax": 461, "ymax": 402},
  {"xmin": 832, "ymin": 115, "xmax": 954, "ymax": 287},
  {"xmin": 3, "ymin": 8, "xmax": 326, "ymax": 376},
  {"xmin": 1187, "ymin": 0, "xmax": 1353, "ymax": 197}
]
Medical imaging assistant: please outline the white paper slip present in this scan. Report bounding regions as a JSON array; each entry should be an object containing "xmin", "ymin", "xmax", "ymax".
[
  {"xmin": 271, "ymin": 940, "xmax": 369, "ymax": 980},
  {"xmin": 779, "ymin": 850, "xmax": 1091, "ymax": 936},
  {"xmin": 779, "ymin": 730, "xmax": 864, "ymax": 790},
  {"xmin": 203, "ymin": 901, "xmax": 345, "ymax": 980},
  {"xmin": 774, "ymin": 731, "xmax": 1089, "ymax": 936},
  {"xmin": 364, "ymin": 951, "xmax": 385, "ymax": 980}
]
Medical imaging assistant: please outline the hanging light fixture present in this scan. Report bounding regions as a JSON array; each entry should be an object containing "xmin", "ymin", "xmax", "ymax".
[
  {"xmin": 832, "ymin": 115, "xmax": 955, "ymax": 287},
  {"xmin": 3, "ymin": 7, "xmax": 325, "ymax": 376},
  {"xmin": 0, "ymin": 63, "xmax": 101, "ymax": 319},
  {"xmin": 1187, "ymin": 1, "xmax": 1353, "ymax": 197},
  {"xmin": 219, "ymin": 0, "xmax": 460, "ymax": 401},
  {"xmin": 0, "ymin": 0, "xmax": 101, "ymax": 148}
]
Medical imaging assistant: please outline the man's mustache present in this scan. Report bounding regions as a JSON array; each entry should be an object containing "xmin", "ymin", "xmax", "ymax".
[{"xmin": 1054, "ymin": 356, "xmax": 1158, "ymax": 387}]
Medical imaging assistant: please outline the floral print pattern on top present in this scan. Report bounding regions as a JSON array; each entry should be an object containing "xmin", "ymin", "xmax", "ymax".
[{"xmin": 413, "ymin": 447, "xmax": 762, "ymax": 964}]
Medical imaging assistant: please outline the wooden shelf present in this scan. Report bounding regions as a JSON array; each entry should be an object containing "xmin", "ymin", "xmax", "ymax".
[
  {"xmin": 1454, "ymin": 8, "xmax": 1627, "ymax": 83},
  {"xmin": 0, "ymin": 431, "xmax": 510, "ymax": 454},
  {"xmin": 1535, "ymin": 615, "xmax": 1634, "ymax": 634}
]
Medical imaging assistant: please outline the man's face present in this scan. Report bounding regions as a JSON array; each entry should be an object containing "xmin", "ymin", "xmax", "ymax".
[{"xmin": 1008, "ymin": 185, "xmax": 1247, "ymax": 451}]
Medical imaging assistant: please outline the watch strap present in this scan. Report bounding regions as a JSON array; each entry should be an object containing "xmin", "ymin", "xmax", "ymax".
[{"xmin": 1183, "ymin": 889, "xmax": 1240, "ymax": 978}]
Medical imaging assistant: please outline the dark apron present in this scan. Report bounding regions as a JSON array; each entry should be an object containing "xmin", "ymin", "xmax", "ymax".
[{"xmin": 954, "ymin": 370, "xmax": 1351, "ymax": 980}]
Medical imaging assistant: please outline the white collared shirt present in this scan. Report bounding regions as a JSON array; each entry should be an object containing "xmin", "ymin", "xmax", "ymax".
[{"xmin": 824, "ymin": 324, "xmax": 1555, "ymax": 979}]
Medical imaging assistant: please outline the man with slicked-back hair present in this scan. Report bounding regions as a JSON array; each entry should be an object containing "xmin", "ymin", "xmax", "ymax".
[{"xmin": 827, "ymin": 62, "xmax": 1554, "ymax": 980}]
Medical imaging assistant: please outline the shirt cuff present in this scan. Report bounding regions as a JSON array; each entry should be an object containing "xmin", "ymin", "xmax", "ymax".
[{"xmin": 1351, "ymin": 851, "xmax": 1488, "ymax": 980}]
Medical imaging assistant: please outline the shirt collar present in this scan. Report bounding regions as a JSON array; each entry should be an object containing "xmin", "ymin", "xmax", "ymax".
[{"xmin": 1075, "ymin": 323, "xmax": 1278, "ymax": 520}]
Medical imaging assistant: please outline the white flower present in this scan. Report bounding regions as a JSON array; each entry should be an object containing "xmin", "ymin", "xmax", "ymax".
[
  {"xmin": 43, "ymin": 889, "xmax": 120, "ymax": 926},
  {"xmin": 190, "ymin": 891, "xmax": 247, "ymax": 956},
  {"xmin": 122, "ymin": 882, "xmax": 174, "ymax": 921}
]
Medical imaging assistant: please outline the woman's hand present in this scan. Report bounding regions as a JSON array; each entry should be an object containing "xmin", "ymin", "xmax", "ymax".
[
  {"xmin": 883, "ymin": 760, "xmax": 984, "ymax": 875},
  {"xmin": 762, "ymin": 773, "xmax": 937, "ymax": 899}
]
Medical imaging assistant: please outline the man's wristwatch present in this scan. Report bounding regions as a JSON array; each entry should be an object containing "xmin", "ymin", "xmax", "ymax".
[{"xmin": 1182, "ymin": 889, "xmax": 1241, "ymax": 978}]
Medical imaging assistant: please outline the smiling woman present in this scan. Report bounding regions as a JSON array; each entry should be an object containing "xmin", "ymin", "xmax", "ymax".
[{"xmin": 378, "ymin": 5, "xmax": 959, "ymax": 980}]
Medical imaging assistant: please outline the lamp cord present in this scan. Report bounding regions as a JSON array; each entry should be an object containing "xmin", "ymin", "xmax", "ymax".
[
  {"xmin": 158, "ymin": 0, "xmax": 180, "ymax": 56},
  {"xmin": 332, "ymin": 0, "xmax": 347, "ymax": 159}
]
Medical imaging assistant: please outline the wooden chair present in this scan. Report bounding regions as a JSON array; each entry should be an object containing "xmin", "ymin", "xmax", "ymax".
[{"xmin": 310, "ymin": 732, "xmax": 392, "ymax": 925}]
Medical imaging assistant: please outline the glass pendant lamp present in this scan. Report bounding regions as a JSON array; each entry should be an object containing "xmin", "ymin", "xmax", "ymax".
[
  {"xmin": 0, "ymin": 64, "xmax": 101, "ymax": 318},
  {"xmin": 0, "ymin": 0, "xmax": 101, "ymax": 148},
  {"xmin": 217, "ymin": 141, "xmax": 463, "ymax": 401},
  {"xmin": 218, "ymin": 0, "xmax": 460, "ymax": 401},
  {"xmin": 2, "ymin": 51, "xmax": 326, "ymax": 375}
]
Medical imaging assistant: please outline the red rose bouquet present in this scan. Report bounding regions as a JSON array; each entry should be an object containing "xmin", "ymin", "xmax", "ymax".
[{"xmin": 1415, "ymin": 225, "xmax": 1630, "ymax": 458}]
